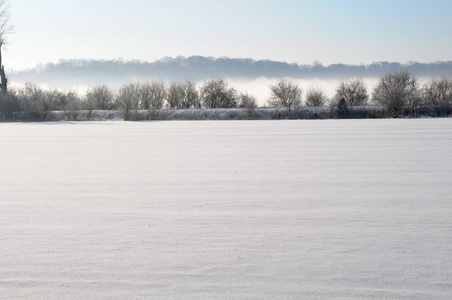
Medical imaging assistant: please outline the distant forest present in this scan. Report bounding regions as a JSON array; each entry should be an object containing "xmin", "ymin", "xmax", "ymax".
[{"xmin": 10, "ymin": 56, "xmax": 452, "ymax": 85}]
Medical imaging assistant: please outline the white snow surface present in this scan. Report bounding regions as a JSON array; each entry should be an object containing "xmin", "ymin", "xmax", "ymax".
[{"xmin": 1, "ymin": 119, "xmax": 452, "ymax": 299}]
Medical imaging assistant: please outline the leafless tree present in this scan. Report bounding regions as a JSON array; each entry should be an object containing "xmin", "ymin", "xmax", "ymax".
[
  {"xmin": 0, "ymin": 87, "xmax": 18, "ymax": 118},
  {"xmin": 334, "ymin": 78, "xmax": 368, "ymax": 106},
  {"xmin": 372, "ymin": 70, "xmax": 420, "ymax": 116},
  {"xmin": 201, "ymin": 78, "xmax": 238, "ymax": 108},
  {"xmin": 165, "ymin": 80, "xmax": 200, "ymax": 109},
  {"xmin": 238, "ymin": 92, "xmax": 257, "ymax": 119},
  {"xmin": 166, "ymin": 81, "xmax": 186, "ymax": 109},
  {"xmin": 47, "ymin": 89, "xmax": 68, "ymax": 111},
  {"xmin": 267, "ymin": 79, "xmax": 302, "ymax": 112},
  {"xmin": 85, "ymin": 85, "xmax": 114, "ymax": 110},
  {"xmin": 305, "ymin": 86, "xmax": 328, "ymax": 107},
  {"xmin": 44, "ymin": 89, "xmax": 79, "ymax": 111},
  {"xmin": 181, "ymin": 80, "xmax": 200, "ymax": 109},
  {"xmin": 139, "ymin": 81, "xmax": 166, "ymax": 110},
  {"xmin": 83, "ymin": 94, "xmax": 97, "ymax": 119},
  {"xmin": 238, "ymin": 92, "xmax": 257, "ymax": 109},
  {"xmin": 63, "ymin": 91, "xmax": 81, "ymax": 120},
  {"xmin": 0, "ymin": 0, "xmax": 13, "ymax": 92},
  {"xmin": 16, "ymin": 83, "xmax": 50, "ymax": 119},
  {"xmin": 423, "ymin": 77, "xmax": 452, "ymax": 106},
  {"xmin": 423, "ymin": 77, "xmax": 452, "ymax": 116},
  {"xmin": 116, "ymin": 83, "xmax": 139, "ymax": 120}
]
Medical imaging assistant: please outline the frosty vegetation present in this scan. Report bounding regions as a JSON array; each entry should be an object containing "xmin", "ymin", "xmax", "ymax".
[{"xmin": 0, "ymin": 71, "xmax": 451, "ymax": 121}]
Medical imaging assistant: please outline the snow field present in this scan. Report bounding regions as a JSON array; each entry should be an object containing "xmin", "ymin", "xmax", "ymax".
[{"xmin": 1, "ymin": 119, "xmax": 452, "ymax": 299}]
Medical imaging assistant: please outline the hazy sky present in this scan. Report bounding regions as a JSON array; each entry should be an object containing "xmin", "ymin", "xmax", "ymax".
[{"xmin": 4, "ymin": 0, "xmax": 452, "ymax": 71}]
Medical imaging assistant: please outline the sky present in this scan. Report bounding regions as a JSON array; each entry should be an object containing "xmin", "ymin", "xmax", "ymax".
[{"xmin": 3, "ymin": 0, "xmax": 452, "ymax": 71}]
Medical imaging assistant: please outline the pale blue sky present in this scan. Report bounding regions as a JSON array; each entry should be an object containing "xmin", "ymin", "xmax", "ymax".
[{"xmin": 5, "ymin": 0, "xmax": 452, "ymax": 71}]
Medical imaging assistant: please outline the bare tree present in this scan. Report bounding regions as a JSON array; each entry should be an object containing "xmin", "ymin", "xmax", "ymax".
[
  {"xmin": 47, "ymin": 89, "xmax": 68, "ymax": 111},
  {"xmin": 83, "ymin": 93, "xmax": 97, "ymax": 119},
  {"xmin": 267, "ymin": 79, "xmax": 302, "ymax": 112},
  {"xmin": 0, "ymin": 0, "xmax": 13, "ymax": 92},
  {"xmin": 181, "ymin": 80, "xmax": 200, "ymax": 109},
  {"xmin": 166, "ymin": 81, "xmax": 185, "ymax": 109},
  {"xmin": 372, "ymin": 70, "xmax": 420, "ymax": 116},
  {"xmin": 17, "ymin": 83, "xmax": 50, "ymax": 119},
  {"xmin": 85, "ymin": 85, "xmax": 114, "ymax": 110},
  {"xmin": 63, "ymin": 91, "xmax": 81, "ymax": 120},
  {"xmin": 423, "ymin": 77, "xmax": 452, "ymax": 116},
  {"xmin": 164, "ymin": 80, "xmax": 200, "ymax": 109},
  {"xmin": 201, "ymin": 78, "xmax": 238, "ymax": 108},
  {"xmin": 0, "ymin": 87, "xmax": 18, "ymax": 118},
  {"xmin": 334, "ymin": 78, "xmax": 368, "ymax": 106},
  {"xmin": 139, "ymin": 81, "xmax": 166, "ymax": 110},
  {"xmin": 116, "ymin": 83, "xmax": 139, "ymax": 120},
  {"xmin": 238, "ymin": 92, "xmax": 257, "ymax": 119},
  {"xmin": 423, "ymin": 77, "xmax": 452, "ymax": 106},
  {"xmin": 238, "ymin": 92, "xmax": 257, "ymax": 109},
  {"xmin": 305, "ymin": 86, "xmax": 328, "ymax": 107}
]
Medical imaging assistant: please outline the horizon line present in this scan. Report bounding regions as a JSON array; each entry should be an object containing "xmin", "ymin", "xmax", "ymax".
[{"xmin": 7, "ymin": 56, "xmax": 452, "ymax": 73}]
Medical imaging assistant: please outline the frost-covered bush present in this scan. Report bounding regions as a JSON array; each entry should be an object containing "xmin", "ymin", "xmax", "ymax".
[
  {"xmin": 201, "ymin": 78, "xmax": 238, "ymax": 108},
  {"xmin": 116, "ymin": 83, "xmax": 140, "ymax": 120},
  {"xmin": 139, "ymin": 81, "xmax": 166, "ymax": 110},
  {"xmin": 334, "ymin": 78, "xmax": 368, "ymax": 106},
  {"xmin": 305, "ymin": 86, "xmax": 328, "ymax": 107},
  {"xmin": 238, "ymin": 92, "xmax": 257, "ymax": 119},
  {"xmin": 267, "ymin": 79, "xmax": 302, "ymax": 112},
  {"xmin": 63, "ymin": 92, "xmax": 82, "ymax": 121},
  {"xmin": 372, "ymin": 71, "xmax": 420, "ymax": 117},
  {"xmin": 181, "ymin": 81, "xmax": 200, "ymax": 109},
  {"xmin": 0, "ymin": 90, "xmax": 20, "ymax": 120},
  {"xmin": 85, "ymin": 85, "xmax": 115, "ymax": 111},
  {"xmin": 422, "ymin": 77, "xmax": 452, "ymax": 116},
  {"xmin": 336, "ymin": 98, "xmax": 349, "ymax": 119},
  {"xmin": 16, "ymin": 83, "xmax": 51, "ymax": 120}
]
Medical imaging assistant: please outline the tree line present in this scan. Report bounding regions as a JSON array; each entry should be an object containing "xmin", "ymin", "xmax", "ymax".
[
  {"xmin": 272, "ymin": 71, "xmax": 452, "ymax": 118},
  {"xmin": 13, "ymin": 57, "xmax": 452, "ymax": 84},
  {"xmin": 0, "ymin": 70, "xmax": 451, "ymax": 121}
]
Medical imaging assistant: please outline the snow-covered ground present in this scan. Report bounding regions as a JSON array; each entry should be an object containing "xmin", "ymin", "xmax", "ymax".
[{"xmin": 1, "ymin": 119, "xmax": 451, "ymax": 299}]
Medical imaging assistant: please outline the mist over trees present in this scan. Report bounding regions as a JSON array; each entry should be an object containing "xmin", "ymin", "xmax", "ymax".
[
  {"xmin": 1, "ymin": 71, "xmax": 452, "ymax": 121},
  {"xmin": 9, "ymin": 57, "xmax": 452, "ymax": 86}
]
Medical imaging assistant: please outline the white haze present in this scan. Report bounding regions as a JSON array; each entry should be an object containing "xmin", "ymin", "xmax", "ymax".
[{"xmin": 1, "ymin": 119, "xmax": 452, "ymax": 299}]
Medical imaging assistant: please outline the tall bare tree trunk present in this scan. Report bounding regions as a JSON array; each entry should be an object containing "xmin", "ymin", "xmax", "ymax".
[{"xmin": 0, "ymin": 48, "xmax": 6, "ymax": 92}]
